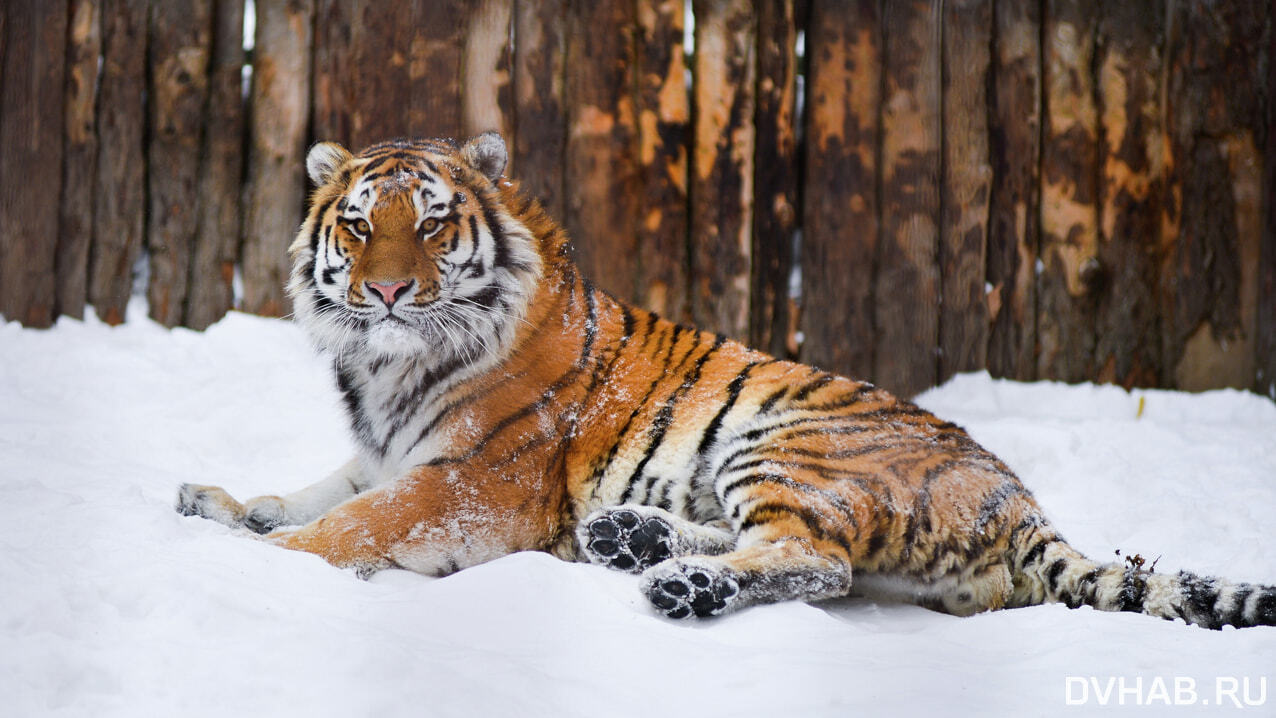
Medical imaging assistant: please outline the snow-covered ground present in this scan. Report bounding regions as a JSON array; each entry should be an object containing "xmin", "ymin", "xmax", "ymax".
[{"xmin": 2, "ymin": 302, "xmax": 1274, "ymax": 717}]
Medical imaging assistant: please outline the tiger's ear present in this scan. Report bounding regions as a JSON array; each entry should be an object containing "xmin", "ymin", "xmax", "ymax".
[
  {"xmin": 306, "ymin": 141, "xmax": 353, "ymax": 186},
  {"xmin": 462, "ymin": 131, "xmax": 507, "ymax": 182}
]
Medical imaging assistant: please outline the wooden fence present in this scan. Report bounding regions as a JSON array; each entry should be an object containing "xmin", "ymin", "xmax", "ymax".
[{"xmin": 0, "ymin": 0, "xmax": 1273, "ymax": 399}]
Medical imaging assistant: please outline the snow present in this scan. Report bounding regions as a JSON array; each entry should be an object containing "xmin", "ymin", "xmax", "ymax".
[{"xmin": 2, "ymin": 301, "xmax": 1274, "ymax": 717}]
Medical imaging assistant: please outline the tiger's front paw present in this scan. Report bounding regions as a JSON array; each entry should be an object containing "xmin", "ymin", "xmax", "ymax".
[
  {"xmin": 176, "ymin": 483, "xmax": 246, "ymax": 528},
  {"xmin": 242, "ymin": 496, "xmax": 286, "ymax": 535},
  {"xmin": 642, "ymin": 559, "xmax": 740, "ymax": 619}
]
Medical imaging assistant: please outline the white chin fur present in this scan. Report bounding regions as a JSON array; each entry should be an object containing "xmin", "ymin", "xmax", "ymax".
[{"xmin": 363, "ymin": 320, "xmax": 431, "ymax": 356}]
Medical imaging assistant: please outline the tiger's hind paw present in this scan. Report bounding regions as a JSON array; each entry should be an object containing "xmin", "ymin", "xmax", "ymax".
[
  {"xmin": 580, "ymin": 508, "xmax": 674, "ymax": 573},
  {"xmin": 642, "ymin": 560, "xmax": 740, "ymax": 619}
]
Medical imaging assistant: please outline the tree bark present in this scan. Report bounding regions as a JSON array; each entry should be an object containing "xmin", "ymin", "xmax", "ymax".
[
  {"xmin": 689, "ymin": 0, "xmax": 756, "ymax": 340},
  {"xmin": 186, "ymin": 0, "xmax": 245, "ymax": 330},
  {"xmin": 89, "ymin": 0, "xmax": 147, "ymax": 326},
  {"xmin": 800, "ymin": 0, "xmax": 881, "ymax": 380},
  {"xmin": 751, "ymin": 0, "xmax": 799, "ymax": 356},
  {"xmin": 938, "ymin": 0, "xmax": 992, "ymax": 383},
  {"xmin": 1162, "ymin": 0, "xmax": 1267, "ymax": 391},
  {"xmin": 512, "ymin": 0, "xmax": 567, "ymax": 220},
  {"xmin": 0, "ymin": 1, "xmax": 67, "ymax": 328},
  {"xmin": 986, "ymin": 0, "xmax": 1041, "ymax": 381},
  {"xmin": 241, "ymin": 0, "xmax": 313, "ymax": 318},
  {"xmin": 875, "ymin": 0, "xmax": 941, "ymax": 397},
  {"xmin": 634, "ymin": 0, "xmax": 690, "ymax": 321},
  {"xmin": 1037, "ymin": 0, "xmax": 1099, "ymax": 382},
  {"xmin": 56, "ymin": 0, "xmax": 101, "ymax": 320},
  {"xmin": 563, "ymin": 0, "xmax": 639, "ymax": 302},
  {"xmin": 146, "ymin": 2, "xmax": 212, "ymax": 327}
]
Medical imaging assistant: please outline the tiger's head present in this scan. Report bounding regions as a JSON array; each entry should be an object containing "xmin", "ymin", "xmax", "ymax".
[{"xmin": 288, "ymin": 133, "xmax": 543, "ymax": 364}]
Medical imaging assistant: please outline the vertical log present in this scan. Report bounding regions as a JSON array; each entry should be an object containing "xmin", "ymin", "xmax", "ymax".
[
  {"xmin": 349, "ymin": 0, "xmax": 414, "ymax": 148},
  {"xmin": 56, "ymin": 0, "xmax": 102, "ymax": 320},
  {"xmin": 875, "ymin": 0, "xmax": 941, "ymax": 397},
  {"xmin": 752, "ymin": 0, "xmax": 799, "ymax": 355},
  {"xmin": 512, "ymin": 0, "xmax": 567, "ymax": 219},
  {"xmin": 938, "ymin": 0, "xmax": 992, "ymax": 382},
  {"xmin": 1259, "ymin": 0, "xmax": 1276, "ymax": 400},
  {"xmin": 1092, "ymin": 2, "xmax": 1164, "ymax": 387},
  {"xmin": 186, "ymin": 0, "xmax": 246, "ymax": 330},
  {"xmin": 801, "ymin": 0, "xmax": 881, "ymax": 379},
  {"xmin": 312, "ymin": 0, "xmax": 356, "ymax": 146},
  {"xmin": 408, "ymin": 0, "xmax": 466, "ymax": 140},
  {"xmin": 1163, "ymin": 0, "xmax": 1267, "ymax": 391},
  {"xmin": 690, "ymin": 0, "xmax": 756, "ymax": 340},
  {"xmin": 90, "ymin": 0, "xmax": 147, "ymax": 326},
  {"xmin": 635, "ymin": 0, "xmax": 690, "ymax": 320},
  {"xmin": 986, "ymin": 0, "xmax": 1040, "ymax": 381},
  {"xmin": 563, "ymin": 0, "xmax": 639, "ymax": 302},
  {"xmin": 1038, "ymin": 0, "xmax": 1099, "ymax": 382},
  {"xmin": 463, "ymin": 0, "xmax": 514, "ymax": 141},
  {"xmin": 0, "ymin": 1, "xmax": 67, "ymax": 327},
  {"xmin": 147, "ymin": 2, "xmax": 212, "ymax": 327},
  {"xmin": 242, "ymin": 0, "xmax": 314, "ymax": 318}
]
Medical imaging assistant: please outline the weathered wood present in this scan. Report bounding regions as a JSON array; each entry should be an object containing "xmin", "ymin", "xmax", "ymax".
[
  {"xmin": 1163, "ymin": 0, "xmax": 1267, "ymax": 391},
  {"xmin": 689, "ymin": 0, "xmax": 756, "ymax": 340},
  {"xmin": 751, "ymin": 0, "xmax": 798, "ymax": 356},
  {"xmin": 800, "ymin": 0, "xmax": 880, "ymax": 380},
  {"xmin": 1260, "ymin": 0, "xmax": 1276, "ymax": 400},
  {"xmin": 349, "ymin": 0, "xmax": 414, "ymax": 148},
  {"xmin": 186, "ymin": 0, "xmax": 245, "ymax": 330},
  {"xmin": 1092, "ymin": 2, "xmax": 1164, "ymax": 388},
  {"xmin": 147, "ymin": 2, "xmax": 212, "ymax": 327},
  {"xmin": 1038, "ymin": 0, "xmax": 1099, "ymax": 382},
  {"xmin": 311, "ymin": 0, "xmax": 356, "ymax": 145},
  {"xmin": 55, "ymin": 0, "xmax": 101, "ymax": 320},
  {"xmin": 512, "ymin": 0, "xmax": 567, "ymax": 219},
  {"xmin": 462, "ymin": 0, "xmax": 514, "ymax": 141},
  {"xmin": 563, "ymin": 0, "xmax": 639, "ymax": 302},
  {"xmin": 90, "ymin": 0, "xmax": 147, "ymax": 326},
  {"xmin": 0, "ymin": 1, "xmax": 67, "ymax": 328},
  {"xmin": 241, "ymin": 0, "xmax": 314, "ymax": 318},
  {"xmin": 875, "ymin": 0, "xmax": 941, "ymax": 397},
  {"xmin": 938, "ymin": 0, "xmax": 991, "ymax": 383},
  {"xmin": 635, "ymin": 0, "xmax": 690, "ymax": 321},
  {"xmin": 408, "ymin": 0, "xmax": 466, "ymax": 140},
  {"xmin": 985, "ymin": 0, "xmax": 1040, "ymax": 381}
]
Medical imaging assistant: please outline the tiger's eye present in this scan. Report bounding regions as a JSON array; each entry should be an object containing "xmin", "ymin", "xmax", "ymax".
[
  {"xmin": 420, "ymin": 217, "xmax": 439, "ymax": 235},
  {"xmin": 352, "ymin": 218, "xmax": 371, "ymax": 237}
]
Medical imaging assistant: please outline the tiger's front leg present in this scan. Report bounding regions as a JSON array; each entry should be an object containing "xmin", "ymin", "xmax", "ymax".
[
  {"xmin": 262, "ymin": 463, "xmax": 562, "ymax": 578},
  {"xmin": 176, "ymin": 458, "xmax": 366, "ymax": 534}
]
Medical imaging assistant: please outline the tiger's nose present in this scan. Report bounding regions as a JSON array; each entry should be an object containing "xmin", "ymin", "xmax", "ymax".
[{"xmin": 365, "ymin": 280, "xmax": 411, "ymax": 308}]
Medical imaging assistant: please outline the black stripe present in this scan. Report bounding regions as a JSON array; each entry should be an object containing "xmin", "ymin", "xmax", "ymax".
[
  {"xmin": 695, "ymin": 362, "xmax": 759, "ymax": 457},
  {"xmin": 1019, "ymin": 538, "xmax": 1050, "ymax": 569},
  {"xmin": 721, "ymin": 473, "xmax": 860, "ymax": 530},
  {"xmin": 621, "ymin": 334, "xmax": 726, "ymax": 503},
  {"xmin": 736, "ymin": 501, "xmax": 854, "ymax": 559},
  {"xmin": 790, "ymin": 373, "xmax": 836, "ymax": 403},
  {"xmin": 757, "ymin": 386, "xmax": 788, "ymax": 414},
  {"xmin": 1045, "ymin": 558, "xmax": 1068, "ymax": 593}
]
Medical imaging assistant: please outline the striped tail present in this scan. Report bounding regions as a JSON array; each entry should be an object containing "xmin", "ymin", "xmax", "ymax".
[{"xmin": 1014, "ymin": 539, "xmax": 1276, "ymax": 630}]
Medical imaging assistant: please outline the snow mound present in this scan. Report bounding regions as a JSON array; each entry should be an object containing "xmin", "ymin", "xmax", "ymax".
[{"xmin": 2, "ymin": 304, "xmax": 1273, "ymax": 716}]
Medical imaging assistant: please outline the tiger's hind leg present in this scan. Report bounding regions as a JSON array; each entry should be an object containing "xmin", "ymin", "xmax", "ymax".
[{"xmin": 577, "ymin": 505, "xmax": 734, "ymax": 573}]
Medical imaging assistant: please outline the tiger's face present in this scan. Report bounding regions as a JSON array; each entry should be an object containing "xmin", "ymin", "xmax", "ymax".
[{"xmin": 288, "ymin": 133, "xmax": 542, "ymax": 363}]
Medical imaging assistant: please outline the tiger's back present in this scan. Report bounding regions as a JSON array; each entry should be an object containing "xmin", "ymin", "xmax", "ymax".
[{"xmin": 177, "ymin": 133, "xmax": 1275, "ymax": 629}]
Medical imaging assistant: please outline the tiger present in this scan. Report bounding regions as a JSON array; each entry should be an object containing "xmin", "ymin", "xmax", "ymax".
[{"xmin": 177, "ymin": 132, "xmax": 1275, "ymax": 628}]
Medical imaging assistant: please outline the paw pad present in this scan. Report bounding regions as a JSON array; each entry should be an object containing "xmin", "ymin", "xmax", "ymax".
[
  {"xmin": 644, "ymin": 564, "xmax": 739, "ymax": 619},
  {"xmin": 583, "ymin": 509, "xmax": 675, "ymax": 573}
]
